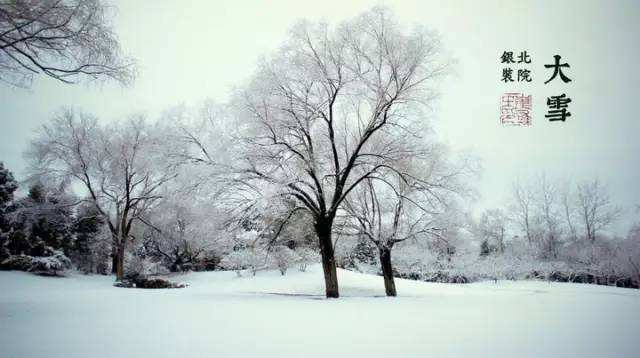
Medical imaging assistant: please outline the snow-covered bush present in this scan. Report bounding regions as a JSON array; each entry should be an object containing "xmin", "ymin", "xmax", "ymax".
[
  {"xmin": 0, "ymin": 254, "xmax": 34, "ymax": 271},
  {"xmin": 220, "ymin": 246, "xmax": 268, "ymax": 276},
  {"xmin": 0, "ymin": 249, "xmax": 71, "ymax": 276},
  {"xmin": 391, "ymin": 244, "xmax": 439, "ymax": 279},
  {"xmin": 295, "ymin": 247, "xmax": 320, "ymax": 272},
  {"xmin": 114, "ymin": 277, "xmax": 187, "ymax": 289},
  {"xmin": 139, "ymin": 196, "xmax": 235, "ymax": 273},
  {"xmin": 272, "ymin": 246, "xmax": 299, "ymax": 275},
  {"xmin": 9, "ymin": 184, "xmax": 75, "ymax": 255},
  {"xmin": 28, "ymin": 250, "xmax": 72, "ymax": 276},
  {"xmin": 124, "ymin": 253, "xmax": 167, "ymax": 280},
  {"xmin": 335, "ymin": 236, "xmax": 378, "ymax": 272}
]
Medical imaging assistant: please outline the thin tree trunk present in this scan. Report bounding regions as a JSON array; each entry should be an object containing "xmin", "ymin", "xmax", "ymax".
[
  {"xmin": 379, "ymin": 247, "xmax": 397, "ymax": 297},
  {"xmin": 316, "ymin": 221, "xmax": 339, "ymax": 298}
]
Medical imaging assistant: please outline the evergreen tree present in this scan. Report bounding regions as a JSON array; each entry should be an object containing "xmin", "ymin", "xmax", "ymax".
[
  {"xmin": 480, "ymin": 239, "xmax": 491, "ymax": 257},
  {"xmin": 0, "ymin": 162, "xmax": 18, "ymax": 210},
  {"xmin": 12, "ymin": 183, "xmax": 74, "ymax": 256},
  {"xmin": 0, "ymin": 162, "xmax": 18, "ymax": 261},
  {"xmin": 71, "ymin": 204, "xmax": 108, "ymax": 273},
  {"xmin": 352, "ymin": 238, "xmax": 378, "ymax": 266}
]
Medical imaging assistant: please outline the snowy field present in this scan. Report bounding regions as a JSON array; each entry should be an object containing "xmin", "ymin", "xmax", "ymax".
[{"xmin": 1, "ymin": 266, "xmax": 639, "ymax": 358}]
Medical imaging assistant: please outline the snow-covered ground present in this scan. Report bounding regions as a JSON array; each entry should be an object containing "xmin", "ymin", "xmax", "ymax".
[{"xmin": 1, "ymin": 265, "xmax": 638, "ymax": 358}]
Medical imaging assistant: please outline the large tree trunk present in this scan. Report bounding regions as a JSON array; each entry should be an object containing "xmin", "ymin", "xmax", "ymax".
[
  {"xmin": 379, "ymin": 246, "xmax": 397, "ymax": 297},
  {"xmin": 111, "ymin": 242, "xmax": 118, "ymax": 274},
  {"xmin": 115, "ymin": 237, "xmax": 125, "ymax": 281},
  {"xmin": 316, "ymin": 220, "xmax": 339, "ymax": 298}
]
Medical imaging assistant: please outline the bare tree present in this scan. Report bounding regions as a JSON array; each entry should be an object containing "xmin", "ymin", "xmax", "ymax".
[
  {"xmin": 511, "ymin": 181, "xmax": 535, "ymax": 244},
  {"xmin": 141, "ymin": 198, "xmax": 227, "ymax": 272},
  {"xmin": 478, "ymin": 208, "xmax": 507, "ymax": 255},
  {"xmin": 343, "ymin": 179, "xmax": 446, "ymax": 296},
  {"xmin": 26, "ymin": 109, "xmax": 176, "ymax": 280},
  {"xmin": 624, "ymin": 208, "xmax": 640, "ymax": 287},
  {"xmin": 536, "ymin": 176, "xmax": 561, "ymax": 259},
  {"xmin": 180, "ymin": 8, "xmax": 449, "ymax": 297},
  {"xmin": 340, "ymin": 140, "xmax": 469, "ymax": 296},
  {"xmin": 560, "ymin": 181, "xmax": 578, "ymax": 242},
  {"xmin": 576, "ymin": 179, "xmax": 621, "ymax": 242},
  {"xmin": 0, "ymin": 0, "xmax": 134, "ymax": 87}
]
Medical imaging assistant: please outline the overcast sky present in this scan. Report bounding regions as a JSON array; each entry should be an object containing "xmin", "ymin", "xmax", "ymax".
[{"xmin": 1, "ymin": 0, "xmax": 638, "ymax": 234}]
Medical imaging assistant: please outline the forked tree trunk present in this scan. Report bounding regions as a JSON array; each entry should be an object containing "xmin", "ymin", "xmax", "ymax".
[
  {"xmin": 379, "ymin": 246, "xmax": 397, "ymax": 297},
  {"xmin": 316, "ymin": 220, "xmax": 339, "ymax": 298}
]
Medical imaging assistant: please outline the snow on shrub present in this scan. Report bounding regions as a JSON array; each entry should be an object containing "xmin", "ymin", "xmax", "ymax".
[
  {"xmin": 0, "ymin": 249, "xmax": 71, "ymax": 276},
  {"xmin": 124, "ymin": 253, "xmax": 167, "ymax": 280},
  {"xmin": 295, "ymin": 247, "xmax": 319, "ymax": 272},
  {"xmin": 0, "ymin": 254, "xmax": 34, "ymax": 271},
  {"xmin": 272, "ymin": 246, "xmax": 299, "ymax": 275},
  {"xmin": 220, "ymin": 247, "xmax": 268, "ymax": 276},
  {"xmin": 28, "ymin": 250, "xmax": 72, "ymax": 276}
]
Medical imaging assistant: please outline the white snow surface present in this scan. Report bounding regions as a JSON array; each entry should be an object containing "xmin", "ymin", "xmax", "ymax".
[{"xmin": 1, "ymin": 265, "xmax": 638, "ymax": 358}]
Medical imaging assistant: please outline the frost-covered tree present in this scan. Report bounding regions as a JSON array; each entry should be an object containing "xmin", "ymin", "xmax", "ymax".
[
  {"xmin": 0, "ymin": 183, "xmax": 74, "ymax": 275},
  {"xmin": 71, "ymin": 203, "xmax": 110, "ymax": 274},
  {"xmin": 141, "ymin": 196, "xmax": 232, "ymax": 272},
  {"xmin": 510, "ymin": 181, "xmax": 535, "ymax": 244},
  {"xmin": 10, "ymin": 183, "xmax": 75, "ymax": 256},
  {"xmin": 26, "ymin": 109, "xmax": 178, "ymax": 280},
  {"xmin": 221, "ymin": 231, "xmax": 269, "ymax": 277},
  {"xmin": 622, "ymin": 218, "xmax": 640, "ymax": 287},
  {"xmin": 219, "ymin": 206, "xmax": 316, "ymax": 276},
  {"xmin": 478, "ymin": 209, "xmax": 507, "ymax": 255},
  {"xmin": 576, "ymin": 179, "xmax": 621, "ymax": 242},
  {"xmin": 0, "ymin": 0, "xmax": 135, "ymax": 87},
  {"xmin": 535, "ymin": 176, "xmax": 562, "ymax": 259},
  {"xmin": 184, "ymin": 7, "xmax": 450, "ymax": 298},
  {"xmin": 342, "ymin": 149, "xmax": 469, "ymax": 296},
  {"xmin": 560, "ymin": 181, "xmax": 579, "ymax": 242}
]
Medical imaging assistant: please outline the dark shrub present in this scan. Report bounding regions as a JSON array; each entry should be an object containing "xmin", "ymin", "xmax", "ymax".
[{"xmin": 114, "ymin": 277, "xmax": 187, "ymax": 289}]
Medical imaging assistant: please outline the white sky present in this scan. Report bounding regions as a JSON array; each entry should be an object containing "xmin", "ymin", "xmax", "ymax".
[{"xmin": 1, "ymin": 0, "xmax": 638, "ymax": 234}]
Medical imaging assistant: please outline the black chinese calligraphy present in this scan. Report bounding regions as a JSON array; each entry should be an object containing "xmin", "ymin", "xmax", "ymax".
[
  {"xmin": 501, "ymin": 51, "xmax": 532, "ymax": 83},
  {"xmin": 518, "ymin": 69, "xmax": 532, "ymax": 82},
  {"xmin": 545, "ymin": 94, "xmax": 572, "ymax": 121},
  {"xmin": 544, "ymin": 55, "xmax": 572, "ymax": 84}
]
